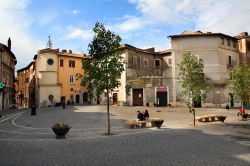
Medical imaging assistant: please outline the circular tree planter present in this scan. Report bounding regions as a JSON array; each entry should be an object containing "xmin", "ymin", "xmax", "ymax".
[
  {"xmin": 151, "ymin": 120, "xmax": 164, "ymax": 129},
  {"xmin": 51, "ymin": 123, "xmax": 70, "ymax": 139},
  {"xmin": 52, "ymin": 127, "xmax": 70, "ymax": 138},
  {"xmin": 217, "ymin": 116, "xmax": 226, "ymax": 122}
]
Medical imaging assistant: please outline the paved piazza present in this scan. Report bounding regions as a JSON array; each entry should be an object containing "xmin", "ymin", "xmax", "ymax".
[{"xmin": 0, "ymin": 105, "xmax": 249, "ymax": 166}]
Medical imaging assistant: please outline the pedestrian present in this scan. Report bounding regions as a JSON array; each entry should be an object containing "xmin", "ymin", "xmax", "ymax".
[
  {"xmin": 137, "ymin": 111, "xmax": 144, "ymax": 121},
  {"xmin": 62, "ymin": 99, "xmax": 66, "ymax": 109},
  {"xmin": 143, "ymin": 110, "xmax": 149, "ymax": 120}
]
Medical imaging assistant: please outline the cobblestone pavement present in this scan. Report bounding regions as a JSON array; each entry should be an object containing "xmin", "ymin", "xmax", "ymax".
[{"xmin": 0, "ymin": 105, "xmax": 249, "ymax": 166}]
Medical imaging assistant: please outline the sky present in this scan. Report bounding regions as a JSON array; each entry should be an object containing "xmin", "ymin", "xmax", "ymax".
[{"xmin": 0, "ymin": 0, "xmax": 250, "ymax": 70}]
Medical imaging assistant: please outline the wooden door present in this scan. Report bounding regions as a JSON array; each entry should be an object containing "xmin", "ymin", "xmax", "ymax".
[
  {"xmin": 113, "ymin": 93, "xmax": 118, "ymax": 105},
  {"xmin": 133, "ymin": 89, "xmax": 143, "ymax": 106}
]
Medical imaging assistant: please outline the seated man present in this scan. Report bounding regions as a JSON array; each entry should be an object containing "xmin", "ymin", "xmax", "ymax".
[{"xmin": 137, "ymin": 111, "xmax": 144, "ymax": 121}]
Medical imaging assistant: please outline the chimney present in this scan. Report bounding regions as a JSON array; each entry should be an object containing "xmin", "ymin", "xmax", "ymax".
[
  {"xmin": 144, "ymin": 47, "xmax": 155, "ymax": 53},
  {"xmin": 62, "ymin": 49, "xmax": 67, "ymax": 53},
  {"xmin": 69, "ymin": 50, "xmax": 72, "ymax": 53},
  {"xmin": 239, "ymin": 32, "xmax": 248, "ymax": 37},
  {"xmin": 8, "ymin": 37, "xmax": 11, "ymax": 50}
]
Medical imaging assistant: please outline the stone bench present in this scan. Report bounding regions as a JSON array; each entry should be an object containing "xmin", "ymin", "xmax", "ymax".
[
  {"xmin": 195, "ymin": 115, "xmax": 226, "ymax": 122},
  {"xmin": 126, "ymin": 117, "xmax": 161, "ymax": 129},
  {"xmin": 126, "ymin": 120, "xmax": 147, "ymax": 129}
]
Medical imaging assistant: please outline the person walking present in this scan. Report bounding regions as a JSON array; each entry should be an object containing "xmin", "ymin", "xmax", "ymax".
[{"xmin": 62, "ymin": 99, "xmax": 66, "ymax": 109}]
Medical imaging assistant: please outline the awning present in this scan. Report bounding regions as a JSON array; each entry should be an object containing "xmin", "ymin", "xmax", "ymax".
[{"xmin": 157, "ymin": 88, "xmax": 168, "ymax": 92}]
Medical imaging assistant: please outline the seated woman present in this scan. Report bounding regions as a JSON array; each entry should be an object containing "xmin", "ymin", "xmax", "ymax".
[{"xmin": 143, "ymin": 110, "xmax": 149, "ymax": 120}]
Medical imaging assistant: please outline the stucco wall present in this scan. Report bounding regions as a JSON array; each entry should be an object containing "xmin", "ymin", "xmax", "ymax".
[
  {"xmin": 171, "ymin": 35, "xmax": 239, "ymax": 105},
  {"xmin": 39, "ymin": 86, "xmax": 61, "ymax": 107},
  {"xmin": 39, "ymin": 72, "xmax": 58, "ymax": 84}
]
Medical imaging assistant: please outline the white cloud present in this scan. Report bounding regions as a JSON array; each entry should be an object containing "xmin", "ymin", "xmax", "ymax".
[
  {"xmin": 64, "ymin": 9, "xmax": 81, "ymax": 15},
  {"xmin": 39, "ymin": 13, "xmax": 58, "ymax": 27},
  {"xmin": 128, "ymin": 0, "xmax": 250, "ymax": 35},
  {"xmin": 0, "ymin": 0, "xmax": 43, "ymax": 69},
  {"xmin": 64, "ymin": 26, "xmax": 92, "ymax": 40},
  {"xmin": 72, "ymin": 9, "xmax": 81, "ymax": 15},
  {"xmin": 108, "ymin": 15, "xmax": 144, "ymax": 33}
]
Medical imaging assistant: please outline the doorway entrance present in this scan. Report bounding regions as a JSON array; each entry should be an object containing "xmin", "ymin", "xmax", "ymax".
[
  {"xmin": 113, "ymin": 93, "xmax": 118, "ymax": 105},
  {"xmin": 83, "ymin": 92, "xmax": 88, "ymax": 104},
  {"xmin": 133, "ymin": 89, "xmax": 143, "ymax": 106},
  {"xmin": 156, "ymin": 88, "xmax": 168, "ymax": 107},
  {"xmin": 76, "ymin": 95, "xmax": 80, "ymax": 104}
]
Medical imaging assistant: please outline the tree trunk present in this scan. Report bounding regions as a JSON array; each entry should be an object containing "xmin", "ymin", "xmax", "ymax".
[
  {"xmin": 241, "ymin": 101, "xmax": 244, "ymax": 120},
  {"xmin": 107, "ymin": 88, "xmax": 111, "ymax": 135},
  {"xmin": 193, "ymin": 107, "xmax": 196, "ymax": 126}
]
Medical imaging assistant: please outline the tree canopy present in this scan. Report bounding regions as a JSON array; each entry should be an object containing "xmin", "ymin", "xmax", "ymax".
[
  {"xmin": 179, "ymin": 53, "xmax": 208, "ymax": 99},
  {"xmin": 81, "ymin": 22, "xmax": 125, "ymax": 135},
  {"xmin": 229, "ymin": 63, "xmax": 250, "ymax": 105},
  {"xmin": 178, "ymin": 53, "xmax": 209, "ymax": 126}
]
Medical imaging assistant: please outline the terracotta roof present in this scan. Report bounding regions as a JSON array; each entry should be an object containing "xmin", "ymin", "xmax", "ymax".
[
  {"xmin": 120, "ymin": 44, "xmax": 171, "ymax": 55},
  {"xmin": 168, "ymin": 30, "xmax": 237, "ymax": 40}
]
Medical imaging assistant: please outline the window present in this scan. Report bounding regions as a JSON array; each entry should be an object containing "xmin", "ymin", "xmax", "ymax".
[
  {"xmin": 227, "ymin": 39, "xmax": 230, "ymax": 46},
  {"xmin": 60, "ymin": 59, "xmax": 64, "ymax": 67},
  {"xmin": 228, "ymin": 56, "xmax": 232, "ymax": 65},
  {"xmin": 233, "ymin": 41, "xmax": 236, "ymax": 48},
  {"xmin": 69, "ymin": 60, "xmax": 75, "ymax": 68},
  {"xmin": 69, "ymin": 75, "xmax": 75, "ymax": 84},
  {"xmin": 154, "ymin": 59, "xmax": 161, "ymax": 67},
  {"xmin": 143, "ymin": 58, "xmax": 148, "ymax": 67},
  {"xmin": 132, "ymin": 56, "xmax": 137, "ymax": 65},
  {"xmin": 168, "ymin": 58, "xmax": 172, "ymax": 66},
  {"xmin": 47, "ymin": 59, "xmax": 54, "ymax": 65},
  {"xmin": 221, "ymin": 38, "xmax": 224, "ymax": 45}
]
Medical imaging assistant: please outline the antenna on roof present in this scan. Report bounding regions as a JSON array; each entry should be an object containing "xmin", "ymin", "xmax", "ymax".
[
  {"xmin": 192, "ymin": 23, "xmax": 195, "ymax": 31},
  {"xmin": 47, "ymin": 35, "xmax": 53, "ymax": 48}
]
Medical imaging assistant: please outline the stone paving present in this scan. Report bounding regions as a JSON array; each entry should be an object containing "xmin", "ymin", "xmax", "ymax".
[{"xmin": 0, "ymin": 105, "xmax": 249, "ymax": 165}]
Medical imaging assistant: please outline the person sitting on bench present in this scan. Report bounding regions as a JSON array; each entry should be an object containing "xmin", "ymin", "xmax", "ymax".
[
  {"xmin": 143, "ymin": 110, "xmax": 149, "ymax": 120},
  {"xmin": 237, "ymin": 107, "xmax": 245, "ymax": 117},
  {"xmin": 137, "ymin": 111, "xmax": 144, "ymax": 121}
]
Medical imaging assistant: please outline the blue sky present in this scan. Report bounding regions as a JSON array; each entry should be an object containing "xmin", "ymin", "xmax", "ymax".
[{"xmin": 0, "ymin": 0, "xmax": 250, "ymax": 70}]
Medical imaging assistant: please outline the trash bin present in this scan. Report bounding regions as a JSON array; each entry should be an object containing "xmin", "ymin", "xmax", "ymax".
[{"xmin": 31, "ymin": 106, "xmax": 36, "ymax": 115}]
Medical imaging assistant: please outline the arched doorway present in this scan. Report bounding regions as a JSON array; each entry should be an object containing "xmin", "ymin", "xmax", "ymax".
[
  {"xmin": 83, "ymin": 92, "xmax": 88, "ymax": 104},
  {"xmin": 76, "ymin": 95, "xmax": 80, "ymax": 104}
]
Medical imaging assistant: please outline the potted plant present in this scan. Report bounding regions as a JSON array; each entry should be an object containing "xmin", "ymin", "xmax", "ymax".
[
  {"xmin": 51, "ymin": 122, "xmax": 70, "ymax": 138},
  {"xmin": 151, "ymin": 119, "xmax": 164, "ymax": 128}
]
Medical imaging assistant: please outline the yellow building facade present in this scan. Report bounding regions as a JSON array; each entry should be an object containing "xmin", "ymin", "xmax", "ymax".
[
  {"xmin": 34, "ymin": 48, "xmax": 88, "ymax": 107},
  {"xmin": 58, "ymin": 51, "xmax": 88, "ymax": 104}
]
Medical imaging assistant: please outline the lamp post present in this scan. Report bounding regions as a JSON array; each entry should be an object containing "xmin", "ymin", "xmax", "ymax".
[{"xmin": 157, "ymin": 97, "xmax": 161, "ymax": 112}]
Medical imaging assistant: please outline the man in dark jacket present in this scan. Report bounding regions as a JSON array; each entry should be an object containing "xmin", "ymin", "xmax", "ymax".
[{"xmin": 137, "ymin": 111, "xmax": 144, "ymax": 121}]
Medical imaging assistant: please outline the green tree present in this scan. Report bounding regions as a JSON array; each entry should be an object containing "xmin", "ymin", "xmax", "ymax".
[
  {"xmin": 82, "ymin": 22, "xmax": 125, "ymax": 135},
  {"xmin": 229, "ymin": 64, "xmax": 250, "ymax": 112},
  {"xmin": 179, "ymin": 53, "xmax": 209, "ymax": 126}
]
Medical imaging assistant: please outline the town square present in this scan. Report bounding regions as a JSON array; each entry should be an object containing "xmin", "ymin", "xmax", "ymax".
[
  {"xmin": 0, "ymin": 0, "xmax": 250, "ymax": 165},
  {"xmin": 0, "ymin": 105, "xmax": 249, "ymax": 165}
]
